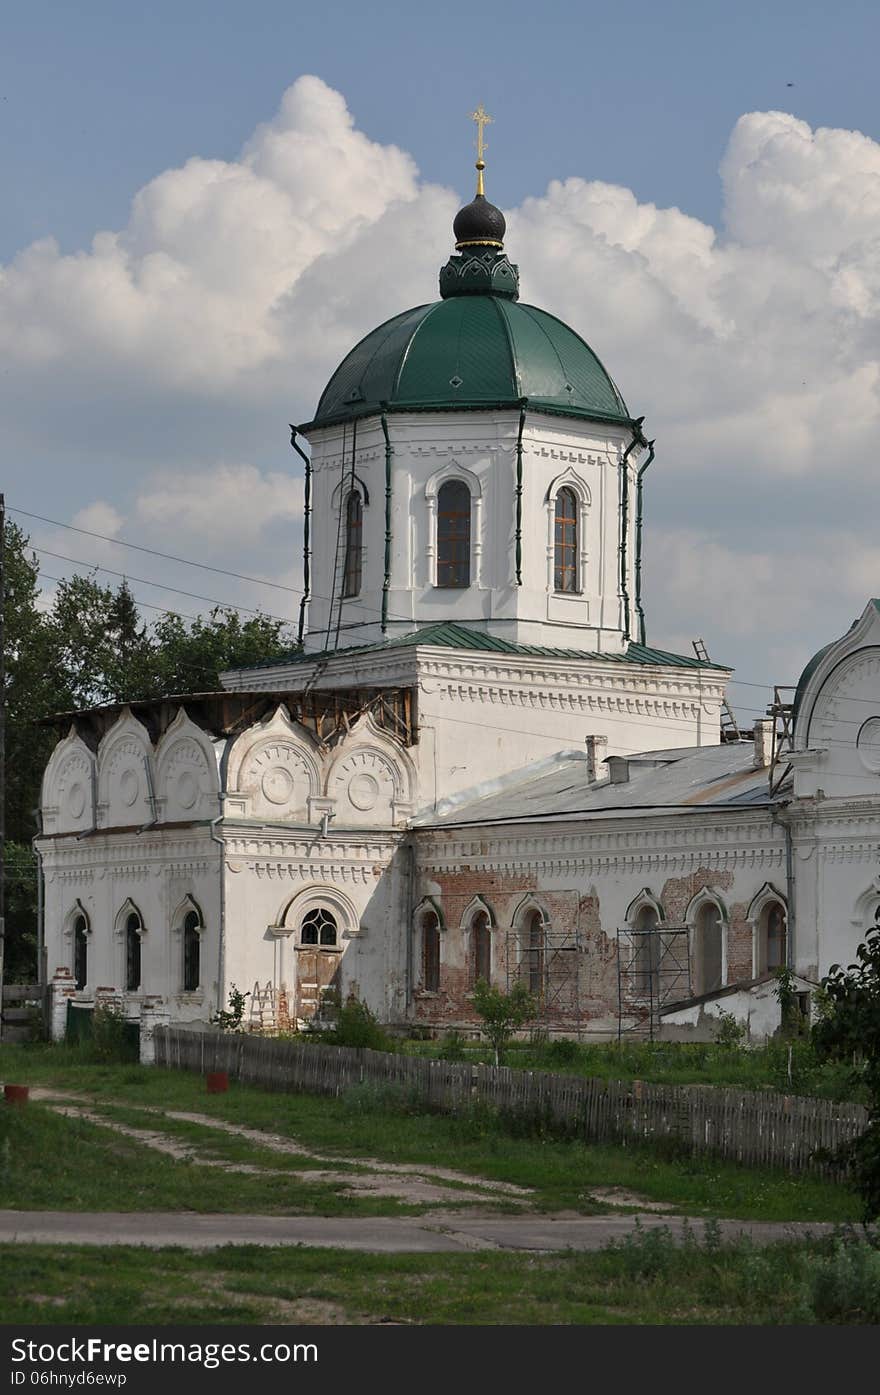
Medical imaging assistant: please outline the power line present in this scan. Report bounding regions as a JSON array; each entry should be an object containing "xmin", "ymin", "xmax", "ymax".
[
  {"xmin": 9, "ymin": 507, "xmax": 301, "ymax": 595},
  {"xmin": 34, "ymin": 547, "xmax": 295, "ymax": 626}
]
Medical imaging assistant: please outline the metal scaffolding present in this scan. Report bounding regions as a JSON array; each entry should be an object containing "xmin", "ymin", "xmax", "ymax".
[
  {"xmin": 616, "ymin": 925, "xmax": 692, "ymax": 1040},
  {"xmin": 505, "ymin": 921, "xmax": 584, "ymax": 1039}
]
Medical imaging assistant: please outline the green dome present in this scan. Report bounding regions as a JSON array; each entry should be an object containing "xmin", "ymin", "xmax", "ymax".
[{"xmin": 305, "ymin": 296, "xmax": 632, "ymax": 431}]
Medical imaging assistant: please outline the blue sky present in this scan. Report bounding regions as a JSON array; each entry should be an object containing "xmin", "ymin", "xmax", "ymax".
[
  {"xmin": 5, "ymin": 0, "xmax": 878, "ymax": 257},
  {"xmin": 3, "ymin": 1, "xmax": 880, "ymax": 717}
]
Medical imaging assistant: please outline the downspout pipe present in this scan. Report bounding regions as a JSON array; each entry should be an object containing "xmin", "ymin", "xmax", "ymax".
[
  {"xmin": 515, "ymin": 400, "xmax": 527, "ymax": 586},
  {"xmin": 381, "ymin": 408, "xmax": 393, "ymax": 635},
  {"xmin": 618, "ymin": 417, "xmax": 645, "ymax": 643},
  {"xmin": 210, "ymin": 808, "xmax": 227, "ymax": 1016},
  {"xmin": 31, "ymin": 817, "xmax": 45, "ymax": 990},
  {"xmin": 634, "ymin": 438, "xmax": 655, "ymax": 646},
  {"xmin": 775, "ymin": 804, "xmax": 796, "ymax": 973},
  {"xmin": 290, "ymin": 426, "xmax": 311, "ymax": 647}
]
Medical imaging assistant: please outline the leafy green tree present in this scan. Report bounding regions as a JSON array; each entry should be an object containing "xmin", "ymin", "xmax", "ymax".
[
  {"xmin": 812, "ymin": 921, "xmax": 880, "ymax": 1221},
  {"xmin": 470, "ymin": 980, "xmax": 536, "ymax": 1065},
  {"xmin": 149, "ymin": 608, "xmax": 292, "ymax": 695}
]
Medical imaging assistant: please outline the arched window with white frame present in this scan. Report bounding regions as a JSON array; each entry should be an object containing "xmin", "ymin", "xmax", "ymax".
[
  {"xmin": 554, "ymin": 487, "xmax": 579, "ymax": 593},
  {"xmin": 692, "ymin": 899, "xmax": 724, "ymax": 996},
  {"xmin": 632, "ymin": 903, "xmax": 661, "ymax": 997},
  {"xmin": 180, "ymin": 901, "xmax": 204, "ymax": 992},
  {"xmin": 470, "ymin": 908, "xmax": 492, "ymax": 986},
  {"xmin": 123, "ymin": 905, "xmax": 144, "ymax": 992},
  {"xmin": 301, "ymin": 907, "xmax": 339, "ymax": 947},
  {"xmin": 342, "ymin": 490, "xmax": 363, "ymax": 598},
  {"xmin": 72, "ymin": 908, "xmax": 89, "ymax": 991},
  {"xmin": 436, "ymin": 479, "xmax": 471, "ymax": 588}
]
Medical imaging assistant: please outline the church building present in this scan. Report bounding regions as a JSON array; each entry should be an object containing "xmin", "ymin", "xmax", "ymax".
[{"xmin": 38, "ymin": 133, "xmax": 880, "ymax": 1047}]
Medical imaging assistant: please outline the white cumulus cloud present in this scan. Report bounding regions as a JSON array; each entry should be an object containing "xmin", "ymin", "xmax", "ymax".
[{"xmin": 5, "ymin": 79, "xmax": 880, "ymax": 699}]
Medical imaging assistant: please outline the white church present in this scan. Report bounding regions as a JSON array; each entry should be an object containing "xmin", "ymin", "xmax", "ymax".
[{"xmin": 38, "ymin": 145, "xmax": 880, "ymax": 1046}]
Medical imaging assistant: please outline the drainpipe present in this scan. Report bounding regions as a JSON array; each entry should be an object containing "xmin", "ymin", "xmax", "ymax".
[
  {"xmin": 31, "ymin": 816, "xmax": 45, "ymax": 989},
  {"xmin": 137, "ymin": 755, "xmax": 159, "ymax": 834},
  {"xmin": 618, "ymin": 418, "xmax": 644, "ymax": 642},
  {"xmin": 290, "ymin": 426, "xmax": 311, "ymax": 647},
  {"xmin": 515, "ymin": 400, "xmax": 527, "ymax": 585},
  {"xmin": 772, "ymin": 803, "xmax": 796, "ymax": 972},
  {"xmin": 381, "ymin": 409, "xmax": 393, "ymax": 634},
  {"xmin": 634, "ymin": 439, "xmax": 655, "ymax": 646},
  {"xmin": 209, "ymin": 809, "xmax": 227, "ymax": 1016}
]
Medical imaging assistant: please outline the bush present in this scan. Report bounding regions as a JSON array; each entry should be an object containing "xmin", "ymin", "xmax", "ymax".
[
  {"xmin": 326, "ymin": 994, "xmax": 394, "ymax": 1052},
  {"xmin": 810, "ymin": 1239, "xmax": 880, "ymax": 1323},
  {"xmin": 438, "ymin": 1030, "xmax": 468, "ymax": 1062},
  {"xmin": 89, "ymin": 1002, "xmax": 137, "ymax": 1063},
  {"xmin": 713, "ymin": 1009, "xmax": 748, "ymax": 1049},
  {"xmin": 545, "ymin": 1037, "xmax": 580, "ymax": 1067}
]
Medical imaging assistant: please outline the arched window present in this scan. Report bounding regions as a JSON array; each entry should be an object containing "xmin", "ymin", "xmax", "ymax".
[
  {"xmin": 301, "ymin": 907, "xmax": 338, "ymax": 947},
  {"xmin": 471, "ymin": 910, "xmax": 492, "ymax": 986},
  {"xmin": 694, "ymin": 902, "xmax": 723, "ymax": 996},
  {"xmin": 422, "ymin": 911, "xmax": 441, "ymax": 992},
  {"xmin": 761, "ymin": 901, "xmax": 787, "ymax": 974},
  {"xmin": 125, "ymin": 910, "xmax": 143, "ymax": 992},
  {"xmin": 436, "ymin": 480, "xmax": 471, "ymax": 588},
  {"xmin": 182, "ymin": 906, "xmax": 203, "ymax": 992},
  {"xmin": 342, "ymin": 491, "xmax": 362, "ymax": 598},
  {"xmin": 633, "ymin": 904, "xmax": 661, "ymax": 996},
  {"xmin": 554, "ymin": 487, "xmax": 579, "ymax": 593},
  {"xmin": 73, "ymin": 911, "xmax": 89, "ymax": 991},
  {"xmin": 527, "ymin": 911, "xmax": 545, "ymax": 1000}
]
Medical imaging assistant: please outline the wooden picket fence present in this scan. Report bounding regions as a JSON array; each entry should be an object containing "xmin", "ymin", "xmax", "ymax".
[{"xmin": 154, "ymin": 1026, "xmax": 867, "ymax": 1177}]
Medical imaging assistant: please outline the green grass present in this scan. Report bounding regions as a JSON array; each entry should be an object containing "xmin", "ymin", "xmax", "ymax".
[
  {"xmin": 2, "ymin": 1229, "xmax": 880, "ymax": 1325},
  {"xmin": 0, "ymin": 1045, "xmax": 862, "ymax": 1223},
  {"xmin": 0, "ymin": 1097, "xmax": 440, "ymax": 1218},
  {"xmin": 403, "ymin": 1036, "xmax": 861, "ymax": 1102}
]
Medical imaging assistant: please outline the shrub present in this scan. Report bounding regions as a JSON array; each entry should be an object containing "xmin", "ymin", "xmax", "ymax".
[
  {"xmin": 545, "ymin": 1037, "xmax": 580, "ymax": 1067},
  {"xmin": 712, "ymin": 1009, "xmax": 748, "ymax": 1049},
  {"xmin": 809, "ymin": 1239, "xmax": 880, "ymax": 1324},
  {"xmin": 327, "ymin": 994, "xmax": 394, "ymax": 1052},
  {"xmin": 438, "ymin": 1030, "xmax": 467, "ymax": 1062},
  {"xmin": 210, "ymin": 984, "xmax": 249, "ymax": 1032},
  {"xmin": 89, "ymin": 1001, "xmax": 136, "ymax": 1063}
]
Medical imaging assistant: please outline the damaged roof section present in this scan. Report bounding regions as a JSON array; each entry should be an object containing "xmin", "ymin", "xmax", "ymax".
[
  {"xmin": 418, "ymin": 741, "xmax": 781, "ymax": 828},
  {"xmin": 40, "ymin": 686, "xmax": 418, "ymax": 751}
]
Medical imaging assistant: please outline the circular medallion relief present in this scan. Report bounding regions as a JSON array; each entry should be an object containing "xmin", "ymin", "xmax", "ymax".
[
  {"xmin": 67, "ymin": 782, "xmax": 86, "ymax": 819},
  {"xmin": 176, "ymin": 770, "xmax": 198, "ymax": 811},
  {"xmin": 348, "ymin": 772, "xmax": 380, "ymax": 811},
  {"xmin": 261, "ymin": 767, "xmax": 295, "ymax": 805},
  {"xmin": 120, "ymin": 769, "xmax": 140, "ymax": 808},
  {"xmin": 857, "ymin": 716, "xmax": 880, "ymax": 773}
]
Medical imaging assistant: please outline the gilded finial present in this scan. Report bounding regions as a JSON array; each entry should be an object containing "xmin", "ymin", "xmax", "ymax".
[{"xmin": 469, "ymin": 104, "xmax": 493, "ymax": 197}]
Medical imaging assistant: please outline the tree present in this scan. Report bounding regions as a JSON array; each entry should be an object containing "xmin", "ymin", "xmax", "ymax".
[
  {"xmin": 470, "ymin": 980, "xmax": 536, "ymax": 1065},
  {"xmin": 812, "ymin": 919, "xmax": 880, "ymax": 1222}
]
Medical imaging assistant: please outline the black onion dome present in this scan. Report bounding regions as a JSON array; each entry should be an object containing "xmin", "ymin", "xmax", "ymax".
[{"xmin": 453, "ymin": 193, "xmax": 506, "ymax": 248}]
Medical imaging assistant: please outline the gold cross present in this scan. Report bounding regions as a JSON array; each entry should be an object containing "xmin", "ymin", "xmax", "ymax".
[{"xmin": 469, "ymin": 104, "xmax": 493, "ymax": 194}]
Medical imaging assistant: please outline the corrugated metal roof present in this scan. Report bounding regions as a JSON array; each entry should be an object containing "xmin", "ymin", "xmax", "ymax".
[
  {"xmin": 418, "ymin": 742, "xmax": 773, "ymax": 828},
  {"xmin": 243, "ymin": 623, "xmax": 730, "ymax": 673}
]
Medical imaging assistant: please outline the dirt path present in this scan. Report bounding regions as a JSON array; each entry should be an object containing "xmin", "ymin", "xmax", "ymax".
[{"xmin": 33, "ymin": 1090, "xmax": 531, "ymax": 1209}]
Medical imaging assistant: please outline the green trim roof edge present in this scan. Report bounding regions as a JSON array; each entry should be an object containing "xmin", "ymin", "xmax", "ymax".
[
  {"xmin": 298, "ymin": 397, "xmax": 640, "ymax": 436},
  {"xmin": 237, "ymin": 622, "xmax": 731, "ymax": 674}
]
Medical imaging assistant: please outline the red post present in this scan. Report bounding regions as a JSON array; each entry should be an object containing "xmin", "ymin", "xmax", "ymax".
[
  {"xmin": 4, "ymin": 1084, "xmax": 29, "ymax": 1105},
  {"xmin": 206, "ymin": 1071, "xmax": 229, "ymax": 1094}
]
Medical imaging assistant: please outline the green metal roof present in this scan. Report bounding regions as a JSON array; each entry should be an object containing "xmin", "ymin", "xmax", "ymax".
[
  {"xmin": 245, "ymin": 623, "xmax": 730, "ymax": 673},
  {"xmin": 303, "ymin": 297, "xmax": 632, "ymax": 432}
]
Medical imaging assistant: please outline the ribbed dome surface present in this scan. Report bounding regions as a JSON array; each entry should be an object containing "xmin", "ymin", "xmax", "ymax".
[{"xmin": 306, "ymin": 296, "xmax": 631, "ymax": 430}]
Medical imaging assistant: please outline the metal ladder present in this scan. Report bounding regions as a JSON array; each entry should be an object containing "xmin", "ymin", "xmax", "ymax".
[{"xmin": 693, "ymin": 637, "xmax": 741, "ymax": 741}]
